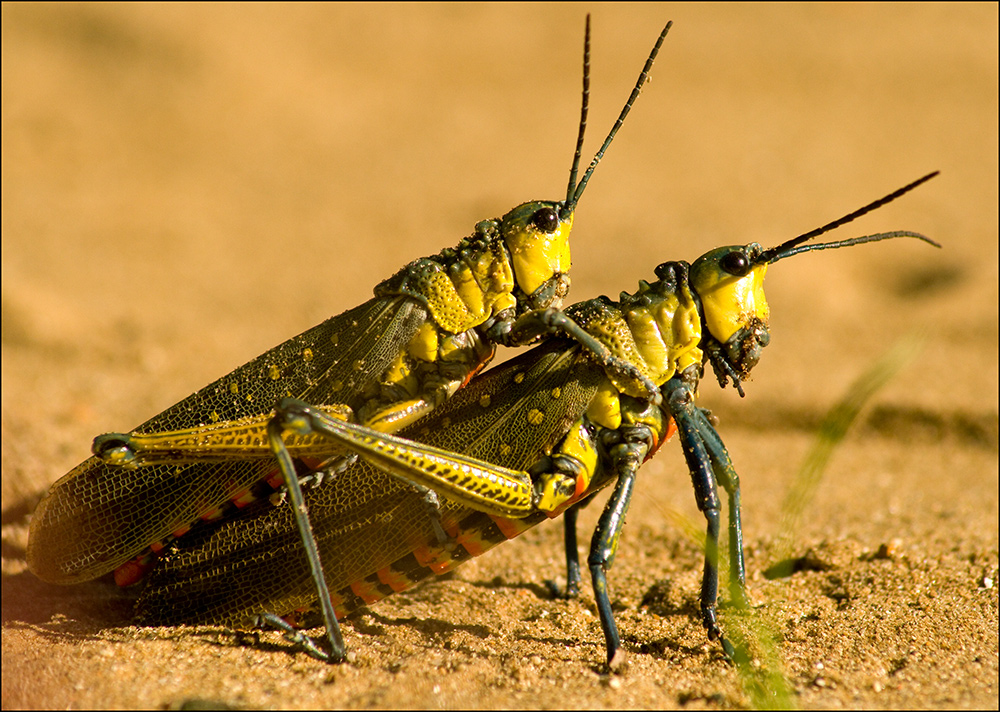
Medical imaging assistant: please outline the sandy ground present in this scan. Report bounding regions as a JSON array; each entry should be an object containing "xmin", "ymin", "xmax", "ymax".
[{"xmin": 2, "ymin": 3, "xmax": 997, "ymax": 709}]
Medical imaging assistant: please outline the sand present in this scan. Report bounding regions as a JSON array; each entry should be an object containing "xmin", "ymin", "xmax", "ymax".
[{"xmin": 3, "ymin": 4, "xmax": 997, "ymax": 709}]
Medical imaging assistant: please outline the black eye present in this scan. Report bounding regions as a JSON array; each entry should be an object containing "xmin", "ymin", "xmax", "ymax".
[
  {"xmin": 720, "ymin": 250, "xmax": 751, "ymax": 277},
  {"xmin": 530, "ymin": 207, "xmax": 560, "ymax": 233}
]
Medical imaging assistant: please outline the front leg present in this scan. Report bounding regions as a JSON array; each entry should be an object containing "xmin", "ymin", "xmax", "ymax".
[
  {"xmin": 496, "ymin": 307, "xmax": 663, "ymax": 405},
  {"xmin": 693, "ymin": 408, "xmax": 747, "ymax": 605},
  {"xmin": 662, "ymin": 374, "xmax": 740, "ymax": 660}
]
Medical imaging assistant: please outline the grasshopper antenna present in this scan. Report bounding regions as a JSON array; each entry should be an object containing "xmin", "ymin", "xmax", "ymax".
[
  {"xmin": 760, "ymin": 171, "xmax": 940, "ymax": 263},
  {"xmin": 565, "ymin": 14, "xmax": 591, "ymax": 208},
  {"xmin": 565, "ymin": 19, "xmax": 673, "ymax": 211},
  {"xmin": 766, "ymin": 230, "xmax": 941, "ymax": 263}
]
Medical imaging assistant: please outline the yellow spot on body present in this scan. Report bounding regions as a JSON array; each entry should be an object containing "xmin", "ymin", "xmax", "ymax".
[
  {"xmin": 527, "ymin": 409, "xmax": 544, "ymax": 426},
  {"xmin": 229, "ymin": 382, "xmax": 239, "ymax": 395},
  {"xmin": 500, "ymin": 443, "xmax": 512, "ymax": 457},
  {"xmin": 269, "ymin": 365, "xmax": 281, "ymax": 380},
  {"xmin": 330, "ymin": 333, "xmax": 340, "ymax": 346},
  {"xmin": 302, "ymin": 348, "xmax": 314, "ymax": 362},
  {"xmin": 210, "ymin": 411, "xmax": 220, "ymax": 423},
  {"xmin": 514, "ymin": 373, "xmax": 525, "ymax": 384},
  {"xmin": 479, "ymin": 395, "xmax": 492, "ymax": 409},
  {"xmin": 353, "ymin": 360, "xmax": 365, "ymax": 372},
  {"xmin": 550, "ymin": 387, "xmax": 561, "ymax": 399}
]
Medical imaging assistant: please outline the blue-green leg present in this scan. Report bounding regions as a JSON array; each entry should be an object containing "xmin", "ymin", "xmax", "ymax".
[
  {"xmin": 588, "ymin": 465, "xmax": 638, "ymax": 667},
  {"xmin": 663, "ymin": 375, "xmax": 738, "ymax": 659},
  {"xmin": 266, "ymin": 402, "xmax": 347, "ymax": 663},
  {"xmin": 562, "ymin": 504, "xmax": 583, "ymax": 598},
  {"xmin": 696, "ymin": 410, "xmax": 746, "ymax": 603},
  {"xmin": 585, "ymin": 424, "xmax": 655, "ymax": 667}
]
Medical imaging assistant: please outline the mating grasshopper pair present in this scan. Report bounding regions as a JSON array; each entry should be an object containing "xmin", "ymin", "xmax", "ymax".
[{"xmin": 26, "ymin": 17, "xmax": 939, "ymax": 667}]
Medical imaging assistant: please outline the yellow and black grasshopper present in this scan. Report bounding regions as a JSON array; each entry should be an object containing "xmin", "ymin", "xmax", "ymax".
[
  {"xmin": 27, "ymin": 17, "xmax": 672, "ymax": 657},
  {"xmin": 50, "ymin": 173, "xmax": 937, "ymax": 665}
]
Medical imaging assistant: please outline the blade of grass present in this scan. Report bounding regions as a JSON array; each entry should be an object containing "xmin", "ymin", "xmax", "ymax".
[
  {"xmin": 771, "ymin": 332, "xmax": 925, "ymax": 571},
  {"xmin": 654, "ymin": 332, "xmax": 923, "ymax": 709}
]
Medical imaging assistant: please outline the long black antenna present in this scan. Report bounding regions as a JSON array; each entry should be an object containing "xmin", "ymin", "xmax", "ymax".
[
  {"xmin": 565, "ymin": 15, "xmax": 591, "ymax": 206},
  {"xmin": 768, "ymin": 230, "xmax": 940, "ymax": 263},
  {"xmin": 564, "ymin": 19, "xmax": 673, "ymax": 212},
  {"xmin": 759, "ymin": 171, "xmax": 939, "ymax": 263}
]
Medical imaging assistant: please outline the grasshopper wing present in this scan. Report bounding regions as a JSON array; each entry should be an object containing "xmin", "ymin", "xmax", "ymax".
[
  {"xmin": 28, "ymin": 297, "xmax": 427, "ymax": 585},
  {"xmin": 135, "ymin": 340, "xmax": 602, "ymax": 627}
]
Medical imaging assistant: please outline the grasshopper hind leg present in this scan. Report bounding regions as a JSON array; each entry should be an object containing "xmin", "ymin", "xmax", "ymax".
[
  {"xmin": 266, "ymin": 414, "xmax": 347, "ymax": 663},
  {"xmin": 256, "ymin": 612, "xmax": 337, "ymax": 663}
]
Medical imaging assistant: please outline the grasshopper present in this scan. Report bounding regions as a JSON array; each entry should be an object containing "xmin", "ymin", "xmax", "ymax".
[
  {"xmin": 74, "ymin": 174, "xmax": 938, "ymax": 664},
  {"xmin": 27, "ymin": 18, "xmax": 670, "ymax": 609}
]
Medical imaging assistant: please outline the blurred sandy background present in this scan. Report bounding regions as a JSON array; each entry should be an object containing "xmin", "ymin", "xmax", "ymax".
[{"xmin": 3, "ymin": 3, "xmax": 996, "ymax": 709}]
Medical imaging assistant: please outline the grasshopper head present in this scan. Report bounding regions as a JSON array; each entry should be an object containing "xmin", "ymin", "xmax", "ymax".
[
  {"xmin": 500, "ymin": 201, "xmax": 574, "ymax": 305},
  {"xmin": 499, "ymin": 19, "xmax": 672, "ymax": 310},
  {"xmin": 690, "ymin": 244, "xmax": 771, "ymax": 380},
  {"xmin": 689, "ymin": 171, "xmax": 940, "ymax": 394}
]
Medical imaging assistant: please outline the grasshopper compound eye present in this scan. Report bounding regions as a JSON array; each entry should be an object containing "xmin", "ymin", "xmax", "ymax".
[
  {"xmin": 530, "ymin": 206, "xmax": 561, "ymax": 233},
  {"xmin": 719, "ymin": 249, "xmax": 752, "ymax": 277}
]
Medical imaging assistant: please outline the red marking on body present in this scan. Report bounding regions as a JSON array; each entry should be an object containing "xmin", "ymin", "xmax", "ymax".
[
  {"xmin": 349, "ymin": 579, "xmax": 383, "ymax": 604},
  {"xmin": 111, "ymin": 457, "xmax": 338, "ymax": 593},
  {"xmin": 330, "ymin": 593, "xmax": 348, "ymax": 620},
  {"xmin": 376, "ymin": 566, "xmax": 412, "ymax": 592},
  {"xmin": 646, "ymin": 418, "xmax": 677, "ymax": 460},
  {"xmin": 427, "ymin": 559, "xmax": 455, "ymax": 575},
  {"xmin": 231, "ymin": 489, "xmax": 255, "ymax": 508},
  {"xmin": 265, "ymin": 469, "xmax": 285, "ymax": 489},
  {"xmin": 114, "ymin": 557, "xmax": 153, "ymax": 587},
  {"xmin": 412, "ymin": 545, "xmax": 452, "ymax": 571},
  {"xmin": 459, "ymin": 345, "xmax": 497, "ymax": 389},
  {"xmin": 455, "ymin": 528, "xmax": 490, "ymax": 557},
  {"xmin": 490, "ymin": 516, "xmax": 533, "ymax": 539},
  {"xmin": 200, "ymin": 507, "xmax": 225, "ymax": 522}
]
